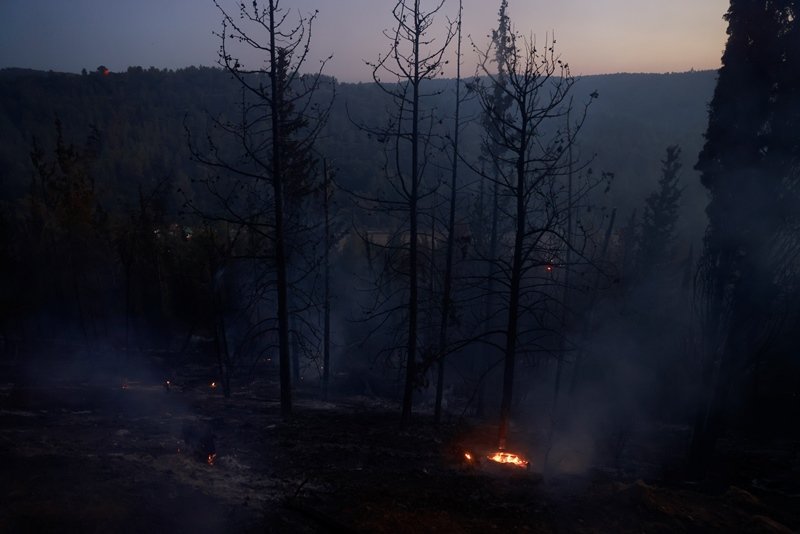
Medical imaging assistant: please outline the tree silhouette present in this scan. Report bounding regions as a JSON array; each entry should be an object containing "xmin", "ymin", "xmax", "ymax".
[
  {"xmin": 355, "ymin": 0, "xmax": 454, "ymax": 425},
  {"xmin": 635, "ymin": 145, "xmax": 683, "ymax": 277},
  {"xmin": 188, "ymin": 0, "xmax": 332, "ymax": 417},
  {"xmin": 473, "ymin": 26, "xmax": 597, "ymax": 449},
  {"xmin": 692, "ymin": 0, "xmax": 800, "ymax": 473}
]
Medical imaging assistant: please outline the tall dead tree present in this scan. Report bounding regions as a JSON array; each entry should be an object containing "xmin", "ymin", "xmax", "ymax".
[
  {"xmin": 471, "ymin": 0, "xmax": 513, "ymax": 417},
  {"xmin": 322, "ymin": 158, "xmax": 333, "ymax": 400},
  {"xmin": 474, "ymin": 29, "xmax": 596, "ymax": 449},
  {"xmin": 189, "ymin": 0, "xmax": 332, "ymax": 418},
  {"xmin": 433, "ymin": 0, "xmax": 464, "ymax": 424},
  {"xmin": 359, "ymin": 0, "xmax": 454, "ymax": 425}
]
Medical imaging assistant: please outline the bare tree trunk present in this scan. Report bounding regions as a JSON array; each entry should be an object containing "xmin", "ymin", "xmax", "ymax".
[
  {"xmin": 71, "ymin": 263, "xmax": 92, "ymax": 357},
  {"xmin": 552, "ymin": 110, "xmax": 574, "ymax": 407},
  {"xmin": 435, "ymin": 1, "xmax": 463, "ymax": 425},
  {"xmin": 215, "ymin": 308, "xmax": 232, "ymax": 399},
  {"xmin": 569, "ymin": 208, "xmax": 617, "ymax": 395},
  {"xmin": 476, "ymin": 176, "xmax": 501, "ymax": 419},
  {"xmin": 323, "ymin": 159, "xmax": 331, "ymax": 401},
  {"xmin": 365, "ymin": 0, "xmax": 453, "ymax": 426},
  {"xmin": 401, "ymin": 54, "xmax": 420, "ymax": 426},
  {"xmin": 269, "ymin": 0, "xmax": 292, "ymax": 419},
  {"xmin": 124, "ymin": 259, "xmax": 131, "ymax": 371},
  {"xmin": 498, "ymin": 137, "xmax": 527, "ymax": 450},
  {"xmin": 290, "ymin": 307, "xmax": 301, "ymax": 382}
]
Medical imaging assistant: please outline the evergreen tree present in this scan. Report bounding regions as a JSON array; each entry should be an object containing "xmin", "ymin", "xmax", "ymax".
[
  {"xmin": 635, "ymin": 145, "xmax": 682, "ymax": 276},
  {"xmin": 691, "ymin": 0, "xmax": 799, "ymax": 472}
]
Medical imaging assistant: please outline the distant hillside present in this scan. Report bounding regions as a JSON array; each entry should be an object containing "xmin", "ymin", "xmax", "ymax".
[
  {"xmin": 0, "ymin": 67, "xmax": 716, "ymax": 236},
  {"xmin": 573, "ymin": 71, "xmax": 717, "ymax": 236}
]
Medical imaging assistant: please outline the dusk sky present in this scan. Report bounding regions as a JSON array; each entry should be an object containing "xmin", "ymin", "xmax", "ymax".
[{"xmin": 1, "ymin": 0, "xmax": 730, "ymax": 82}]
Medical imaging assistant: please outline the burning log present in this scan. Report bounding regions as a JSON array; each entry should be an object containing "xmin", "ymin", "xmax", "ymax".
[{"xmin": 180, "ymin": 422, "xmax": 216, "ymax": 465}]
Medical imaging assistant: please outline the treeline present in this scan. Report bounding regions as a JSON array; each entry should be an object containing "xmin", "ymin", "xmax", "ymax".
[{"xmin": 0, "ymin": 66, "xmax": 714, "ymax": 220}]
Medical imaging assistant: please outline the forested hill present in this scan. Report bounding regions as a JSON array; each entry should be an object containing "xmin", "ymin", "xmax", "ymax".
[{"xmin": 0, "ymin": 66, "xmax": 716, "ymax": 233}]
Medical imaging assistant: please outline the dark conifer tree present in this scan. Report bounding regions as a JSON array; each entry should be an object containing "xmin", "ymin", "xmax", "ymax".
[
  {"xmin": 635, "ymin": 145, "xmax": 682, "ymax": 277},
  {"xmin": 691, "ymin": 0, "xmax": 799, "ymax": 472}
]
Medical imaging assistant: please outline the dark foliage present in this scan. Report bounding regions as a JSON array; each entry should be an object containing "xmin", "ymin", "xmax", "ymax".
[{"xmin": 692, "ymin": 0, "xmax": 800, "ymax": 473}]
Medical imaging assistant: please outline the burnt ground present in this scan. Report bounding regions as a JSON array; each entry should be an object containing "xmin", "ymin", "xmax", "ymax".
[{"xmin": 1, "ymin": 357, "xmax": 799, "ymax": 533}]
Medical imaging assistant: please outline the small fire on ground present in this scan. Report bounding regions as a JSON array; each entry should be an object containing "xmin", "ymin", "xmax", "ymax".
[
  {"xmin": 207, "ymin": 453, "xmax": 217, "ymax": 466},
  {"xmin": 463, "ymin": 450, "xmax": 530, "ymax": 469},
  {"xmin": 487, "ymin": 451, "xmax": 529, "ymax": 468}
]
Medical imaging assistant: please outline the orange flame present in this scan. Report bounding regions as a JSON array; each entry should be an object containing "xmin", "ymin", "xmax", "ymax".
[
  {"xmin": 210, "ymin": 382, "xmax": 217, "ymax": 389},
  {"xmin": 207, "ymin": 453, "xmax": 217, "ymax": 466},
  {"xmin": 464, "ymin": 452, "xmax": 473, "ymax": 462},
  {"xmin": 486, "ymin": 451, "xmax": 529, "ymax": 469}
]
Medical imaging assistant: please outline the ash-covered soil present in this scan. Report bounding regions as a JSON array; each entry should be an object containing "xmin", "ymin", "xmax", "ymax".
[{"xmin": 0, "ymin": 357, "xmax": 798, "ymax": 533}]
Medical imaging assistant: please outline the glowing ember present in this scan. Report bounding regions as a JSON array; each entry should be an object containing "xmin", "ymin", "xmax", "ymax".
[
  {"xmin": 210, "ymin": 382, "xmax": 217, "ymax": 389},
  {"xmin": 486, "ymin": 451, "xmax": 529, "ymax": 469},
  {"xmin": 207, "ymin": 453, "xmax": 217, "ymax": 466},
  {"xmin": 545, "ymin": 265, "xmax": 554, "ymax": 272},
  {"xmin": 464, "ymin": 452, "xmax": 473, "ymax": 462}
]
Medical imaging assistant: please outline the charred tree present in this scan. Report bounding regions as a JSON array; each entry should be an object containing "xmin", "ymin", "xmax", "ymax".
[
  {"xmin": 433, "ymin": 0, "xmax": 464, "ymax": 425},
  {"xmin": 473, "ymin": 0, "xmax": 514, "ymax": 418},
  {"xmin": 322, "ymin": 159, "xmax": 333, "ymax": 401},
  {"xmin": 473, "ymin": 28, "xmax": 597, "ymax": 449},
  {"xmin": 188, "ymin": 0, "xmax": 332, "ymax": 418},
  {"xmin": 356, "ymin": 0, "xmax": 454, "ymax": 425}
]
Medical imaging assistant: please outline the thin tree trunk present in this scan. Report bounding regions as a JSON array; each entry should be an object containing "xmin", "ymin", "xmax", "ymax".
[
  {"xmin": 477, "ymin": 174, "xmax": 501, "ymax": 419},
  {"xmin": 498, "ymin": 127, "xmax": 527, "ymax": 450},
  {"xmin": 569, "ymin": 208, "xmax": 617, "ymax": 395},
  {"xmin": 215, "ymin": 309, "xmax": 232, "ymax": 398},
  {"xmin": 552, "ymin": 110, "xmax": 574, "ymax": 407},
  {"xmin": 71, "ymin": 262, "xmax": 92, "ymax": 357},
  {"xmin": 124, "ymin": 260, "xmax": 131, "ymax": 370},
  {"xmin": 400, "ymin": 0, "xmax": 422, "ymax": 426},
  {"xmin": 323, "ymin": 159, "xmax": 331, "ymax": 401},
  {"xmin": 290, "ymin": 308, "xmax": 301, "ymax": 382},
  {"xmin": 435, "ymin": 1, "xmax": 462, "ymax": 425},
  {"xmin": 269, "ymin": 0, "xmax": 292, "ymax": 419}
]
